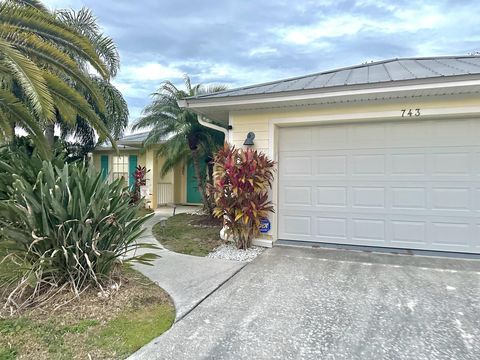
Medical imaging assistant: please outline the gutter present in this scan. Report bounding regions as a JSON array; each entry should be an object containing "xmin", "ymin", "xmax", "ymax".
[{"xmin": 197, "ymin": 115, "xmax": 228, "ymax": 137}]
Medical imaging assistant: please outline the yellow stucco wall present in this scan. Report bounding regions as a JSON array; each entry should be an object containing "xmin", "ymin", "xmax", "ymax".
[
  {"xmin": 173, "ymin": 163, "xmax": 186, "ymax": 203},
  {"xmin": 228, "ymin": 94, "xmax": 480, "ymax": 243},
  {"xmin": 229, "ymin": 95, "xmax": 480, "ymax": 153}
]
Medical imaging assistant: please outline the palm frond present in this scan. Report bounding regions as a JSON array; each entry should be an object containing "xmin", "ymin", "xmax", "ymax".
[
  {"xmin": 92, "ymin": 77, "xmax": 128, "ymax": 139},
  {"xmin": 8, "ymin": 0, "xmax": 48, "ymax": 12},
  {"xmin": 201, "ymin": 84, "xmax": 229, "ymax": 95},
  {"xmin": 0, "ymin": 37, "xmax": 54, "ymax": 122},
  {"xmin": 0, "ymin": 89, "xmax": 48, "ymax": 156},
  {"xmin": 156, "ymin": 134, "xmax": 190, "ymax": 176},
  {"xmin": 0, "ymin": 2, "xmax": 110, "ymax": 79},
  {"xmin": 55, "ymin": 8, "xmax": 120, "ymax": 76},
  {"xmin": 43, "ymin": 71, "xmax": 113, "ymax": 146},
  {"xmin": 9, "ymin": 31, "xmax": 106, "ymax": 112}
]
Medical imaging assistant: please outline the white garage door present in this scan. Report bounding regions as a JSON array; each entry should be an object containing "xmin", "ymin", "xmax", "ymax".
[{"xmin": 278, "ymin": 119, "xmax": 480, "ymax": 253}]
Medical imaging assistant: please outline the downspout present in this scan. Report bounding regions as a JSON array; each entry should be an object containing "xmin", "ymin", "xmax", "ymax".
[
  {"xmin": 177, "ymin": 99, "xmax": 229, "ymax": 137},
  {"xmin": 196, "ymin": 114, "xmax": 228, "ymax": 138}
]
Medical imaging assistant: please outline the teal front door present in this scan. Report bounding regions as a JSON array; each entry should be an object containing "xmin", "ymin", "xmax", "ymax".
[{"xmin": 187, "ymin": 161, "xmax": 204, "ymax": 204}]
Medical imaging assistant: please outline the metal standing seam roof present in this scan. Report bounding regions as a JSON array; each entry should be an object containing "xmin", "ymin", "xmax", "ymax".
[
  {"xmin": 95, "ymin": 131, "xmax": 165, "ymax": 150},
  {"xmin": 187, "ymin": 56, "xmax": 480, "ymax": 100},
  {"xmin": 117, "ymin": 131, "xmax": 152, "ymax": 144}
]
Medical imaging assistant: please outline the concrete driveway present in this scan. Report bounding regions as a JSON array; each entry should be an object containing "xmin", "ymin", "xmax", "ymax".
[{"xmin": 131, "ymin": 246, "xmax": 480, "ymax": 360}]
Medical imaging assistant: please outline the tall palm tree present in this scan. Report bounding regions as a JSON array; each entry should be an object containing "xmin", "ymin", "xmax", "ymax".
[
  {"xmin": 55, "ymin": 8, "xmax": 128, "ymax": 146},
  {"xmin": 0, "ymin": 1, "xmax": 115, "ymax": 156},
  {"xmin": 133, "ymin": 75, "xmax": 227, "ymax": 214}
]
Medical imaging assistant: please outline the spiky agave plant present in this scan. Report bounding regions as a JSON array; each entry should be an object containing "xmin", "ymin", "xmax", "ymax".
[{"xmin": 0, "ymin": 149, "xmax": 157, "ymax": 314}]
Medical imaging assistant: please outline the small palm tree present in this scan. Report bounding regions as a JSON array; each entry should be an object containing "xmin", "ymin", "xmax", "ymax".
[
  {"xmin": 133, "ymin": 75, "xmax": 227, "ymax": 214},
  {"xmin": 0, "ymin": 1, "xmax": 116, "ymax": 156}
]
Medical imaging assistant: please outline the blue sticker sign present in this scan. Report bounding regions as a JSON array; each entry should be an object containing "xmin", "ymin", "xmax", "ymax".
[{"xmin": 259, "ymin": 218, "xmax": 271, "ymax": 233}]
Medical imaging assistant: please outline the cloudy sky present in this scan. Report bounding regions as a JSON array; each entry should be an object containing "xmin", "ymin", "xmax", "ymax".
[{"xmin": 43, "ymin": 0, "xmax": 480, "ymax": 128}]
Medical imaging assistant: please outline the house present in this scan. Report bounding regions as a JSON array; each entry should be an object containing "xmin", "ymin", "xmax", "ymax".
[
  {"xmin": 92, "ymin": 132, "xmax": 204, "ymax": 208},
  {"xmin": 179, "ymin": 55, "xmax": 480, "ymax": 254}
]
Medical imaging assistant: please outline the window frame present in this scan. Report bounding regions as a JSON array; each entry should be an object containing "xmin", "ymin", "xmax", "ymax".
[{"xmin": 111, "ymin": 155, "xmax": 129, "ymax": 182}]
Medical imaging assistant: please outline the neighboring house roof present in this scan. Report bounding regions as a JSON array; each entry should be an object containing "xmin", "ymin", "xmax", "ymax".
[
  {"xmin": 117, "ymin": 131, "xmax": 153, "ymax": 145},
  {"xmin": 187, "ymin": 56, "xmax": 480, "ymax": 100},
  {"xmin": 94, "ymin": 131, "xmax": 165, "ymax": 151}
]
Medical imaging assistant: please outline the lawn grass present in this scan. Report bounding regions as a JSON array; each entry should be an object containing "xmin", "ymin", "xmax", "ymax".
[
  {"xmin": 0, "ymin": 263, "xmax": 175, "ymax": 360},
  {"xmin": 136, "ymin": 206, "xmax": 154, "ymax": 218},
  {"xmin": 152, "ymin": 213, "xmax": 224, "ymax": 256}
]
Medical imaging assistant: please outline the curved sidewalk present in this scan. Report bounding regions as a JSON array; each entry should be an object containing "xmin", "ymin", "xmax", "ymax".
[{"xmin": 133, "ymin": 207, "xmax": 247, "ymax": 321}]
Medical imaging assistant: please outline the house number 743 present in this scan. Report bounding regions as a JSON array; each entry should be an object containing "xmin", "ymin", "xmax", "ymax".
[{"xmin": 401, "ymin": 108, "xmax": 420, "ymax": 117}]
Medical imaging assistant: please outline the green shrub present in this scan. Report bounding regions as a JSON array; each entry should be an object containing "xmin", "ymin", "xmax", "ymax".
[{"xmin": 0, "ymin": 149, "xmax": 157, "ymax": 313}]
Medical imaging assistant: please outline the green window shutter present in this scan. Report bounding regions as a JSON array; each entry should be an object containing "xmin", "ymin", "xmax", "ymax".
[
  {"xmin": 129, "ymin": 155, "xmax": 138, "ymax": 188},
  {"xmin": 100, "ymin": 155, "xmax": 109, "ymax": 180}
]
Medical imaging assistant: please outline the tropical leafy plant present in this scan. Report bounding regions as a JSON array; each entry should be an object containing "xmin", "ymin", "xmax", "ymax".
[
  {"xmin": 131, "ymin": 165, "xmax": 149, "ymax": 204},
  {"xmin": 0, "ymin": 1, "xmax": 118, "ymax": 156},
  {"xmin": 209, "ymin": 144, "xmax": 275, "ymax": 249},
  {"xmin": 0, "ymin": 148, "xmax": 156, "ymax": 314},
  {"xmin": 133, "ymin": 74, "xmax": 227, "ymax": 214}
]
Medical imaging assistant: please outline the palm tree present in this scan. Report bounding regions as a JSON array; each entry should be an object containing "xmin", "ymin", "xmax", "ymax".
[
  {"xmin": 133, "ymin": 75, "xmax": 227, "ymax": 214},
  {"xmin": 55, "ymin": 8, "xmax": 128, "ymax": 147},
  {"xmin": 0, "ymin": 1, "xmax": 116, "ymax": 156}
]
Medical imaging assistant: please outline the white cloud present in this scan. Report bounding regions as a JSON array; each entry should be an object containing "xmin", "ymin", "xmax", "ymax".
[
  {"xmin": 248, "ymin": 46, "xmax": 278, "ymax": 57},
  {"xmin": 110, "ymin": 79, "xmax": 154, "ymax": 99},
  {"xmin": 277, "ymin": 6, "xmax": 446, "ymax": 46},
  {"xmin": 42, "ymin": 0, "xmax": 83, "ymax": 10},
  {"xmin": 121, "ymin": 62, "xmax": 183, "ymax": 82}
]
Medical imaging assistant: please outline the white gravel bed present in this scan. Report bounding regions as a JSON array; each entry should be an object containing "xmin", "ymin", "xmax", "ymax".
[{"xmin": 207, "ymin": 243, "xmax": 265, "ymax": 262}]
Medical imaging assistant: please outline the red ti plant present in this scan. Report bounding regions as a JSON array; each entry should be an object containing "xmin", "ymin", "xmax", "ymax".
[
  {"xmin": 209, "ymin": 143, "xmax": 275, "ymax": 249},
  {"xmin": 131, "ymin": 165, "xmax": 149, "ymax": 204}
]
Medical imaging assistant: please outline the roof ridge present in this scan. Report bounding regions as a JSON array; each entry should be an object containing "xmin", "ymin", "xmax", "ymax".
[{"xmin": 189, "ymin": 55, "xmax": 480, "ymax": 99}]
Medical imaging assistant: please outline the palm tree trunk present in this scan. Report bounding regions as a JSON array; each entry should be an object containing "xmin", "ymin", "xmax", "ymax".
[
  {"xmin": 207, "ymin": 156, "xmax": 214, "ymax": 186},
  {"xmin": 45, "ymin": 123, "xmax": 55, "ymax": 148},
  {"xmin": 191, "ymin": 148, "xmax": 213, "ymax": 215}
]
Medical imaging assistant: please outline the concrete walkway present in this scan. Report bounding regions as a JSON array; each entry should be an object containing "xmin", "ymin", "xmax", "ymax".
[
  {"xmin": 131, "ymin": 245, "xmax": 480, "ymax": 360},
  {"xmin": 133, "ymin": 206, "xmax": 246, "ymax": 320}
]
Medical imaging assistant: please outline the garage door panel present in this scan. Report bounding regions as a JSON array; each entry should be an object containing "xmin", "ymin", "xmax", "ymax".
[
  {"xmin": 391, "ymin": 187, "xmax": 427, "ymax": 209},
  {"xmin": 351, "ymin": 154, "xmax": 386, "ymax": 175},
  {"xmin": 278, "ymin": 119, "xmax": 480, "ymax": 253},
  {"xmin": 352, "ymin": 187, "xmax": 385, "ymax": 208},
  {"xmin": 390, "ymin": 220, "xmax": 427, "ymax": 244},
  {"xmin": 430, "ymin": 221, "xmax": 472, "ymax": 248},
  {"xmin": 316, "ymin": 186, "xmax": 347, "ymax": 207},
  {"xmin": 283, "ymin": 186, "xmax": 312, "ymax": 206},
  {"xmin": 351, "ymin": 218, "xmax": 386, "ymax": 242},
  {"xmin": 389, "ymin": 121, "xmax": 430, "ymax": 144},
  {"xmin": 475, "ymin": 225, "xmax": 480, "ymax": 248},
  {"xmin": 431, "ymin": 187, "xmax": 470, "ymax": 211},
  {"xmin": 282, "ymin": 155, "xmax": 312, "ymax": 176},
  {"xmin": 280, "ymin": 215, "xmax": 312, "ymax": 239},
  {"xmin": 433, "ymin": 119, "xmax": 473, "ymax": 140},
  {"xmin": 316, "ymin": 217, "xmax": 348, "ymax": 240},
  {"xmin": 391, "ymin": 153, "xmax": 426, "ymax": 175},
  {"xmin": 314, "ymin": 155, "xmax": 347, "ymax": 175},
  {"xmin": 431, "ymin": 152, "xmax": 470, "ymax": 176}
]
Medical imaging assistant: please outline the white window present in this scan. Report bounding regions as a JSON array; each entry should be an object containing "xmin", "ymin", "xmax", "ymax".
[{"xmin": 112, "ymin": 156, "xmax": 129, "ymax": 181}]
